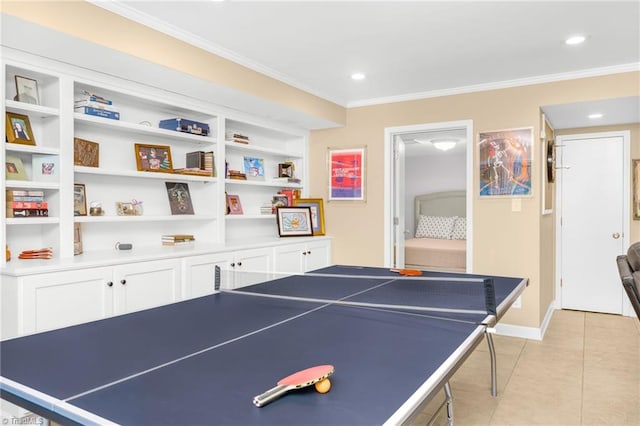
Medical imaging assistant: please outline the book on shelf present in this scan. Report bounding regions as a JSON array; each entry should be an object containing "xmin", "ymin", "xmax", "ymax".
[
  {"xmin": 8, "ymin": 201, "xmax": 48, "ymax": 209},
  {"xmin": 226, "ymin": 133, "xmax": 250, "ymax": 144},
  {"xmin": 161, "ymin": 234, "xmax": 195, "ymax": 245},
  {"xmin": 184, "ymin": 151, "xmax": 215, "ymax": 177},
  {"xmin": 173, "ymin": 168, "xmax": 213, "ymax": 177},
  {"xmin": 75, "ymin": 91, "xmax": 113, "ymax": 105},
  {"xmin": 75, "ymin": 106, "xmax": 120, "ymax": 120},
  {"xmin": 260, "ymin": 202, "xmax": 275, "ymax": 215},
  {"xmin": 204, "ymin": 151, "xmax": 215, "ymax": 177},
  {"xmin": 7, "ymin": 209, "xmax": 49, "ymax": 218},
  {"xmin": 186, "ymin": 151, "xmax": 205, "ymax": 169},
  {"xmin": 227, "ymin": 170, "xmax": 247, "ymax": 180},
  {"xmin": 6, "ymin": 189, "xmax": 45, "ymax": 202},
  {"xmin": 74, "ymin": 100, "xmax": 118, "ymax": 112}
]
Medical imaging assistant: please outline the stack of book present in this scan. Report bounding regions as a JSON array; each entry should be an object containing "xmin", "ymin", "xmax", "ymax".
[
  {"xmin": 227, "ymin": 170, "xmax": 247, "ymax": 180},
  {"xmin": 226, "ymin": 133, "xmax": 250, "ymax": 144},
  {"xmin": 6, "ymin": 190, "xmax": 48, "ymax": 218},
  {"xmin": 74, "ymin": 91, "xmax": 120, "ymax": 120},
  {"xmin": 179, "ymin": 151, "xmax": 215, "ymax": 177},
  {"xmin": 260, "ymin": 202, "xmax": 275, "ymax": 215},
  {"xmin": 161, "ymin": 234, "xmax": 195, "ymax": 246}
]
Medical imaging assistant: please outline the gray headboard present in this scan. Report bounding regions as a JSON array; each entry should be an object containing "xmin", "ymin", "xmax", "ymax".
[{"xmin": 414, "ymin": 191, "xmax": 466, "ymax": 229}]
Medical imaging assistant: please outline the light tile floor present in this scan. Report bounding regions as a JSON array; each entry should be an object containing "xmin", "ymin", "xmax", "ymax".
[{"xmin": 413, "ymin": 310, "xmax": 640, "ymax": 425}]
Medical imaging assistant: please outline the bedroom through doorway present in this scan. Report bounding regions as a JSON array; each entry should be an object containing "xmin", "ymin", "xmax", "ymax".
[{"xmin": 384, "ymin": 120, "xmax": 474, "ymax": 272}]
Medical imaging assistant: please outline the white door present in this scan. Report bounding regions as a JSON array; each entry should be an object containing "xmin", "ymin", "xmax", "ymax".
[{"xmin": 558, "ymin": 134, "xmax": 627, "ymax": 314}]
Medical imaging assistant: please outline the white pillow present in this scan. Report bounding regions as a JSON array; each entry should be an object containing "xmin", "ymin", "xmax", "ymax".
[
  {"xmin": 450, "ymin": 216, "xmax": 466, "ymax": 240},
  {"xmin": 415, "ymin": 215, "xmax": 455, "ymax": 239}
]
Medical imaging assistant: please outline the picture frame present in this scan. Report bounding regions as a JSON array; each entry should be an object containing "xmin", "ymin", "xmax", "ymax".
[
  {"xmin": 278, "ymin": 163, "xmax": 293, "ymax": 178},
  {"xmin": 5, "ymin": 154, "xmax": 28, "ymax": 181},
  {"xmin": 478, "ymin": 127, "xmax": 533, "ymax": 197},
  {"xmin": 244, "ymin": 156, "xmax": 265, "ymax": 180},
  {"xmin": 226, "ymin": 193, "xmax": 243, "ymax": 215},
  {"xmin": 135, "ymin": 143, "xmax": 173, "ymax": 173},
  {"xmin": 14, "ymin": 75, "xmax": 40, "ymax": 105},
  {"xmin": 74, "ymin": 223, "xmax": 83, "ymax": 256},
  {"xmin": 165, "ymin": 182, "xmax": 194, "ymax": 215},
  {"xmin": 73, "ymin": 184, "xmax": 87, "ymax": 216},
  {"xmin": 5, "ymin": 112, "xmax": 36, "ymax": 145},
  {"xmin": 634, "ymin": 159, "xmax": 640, "ymax": 220},
  {"xmin": 32, "ymin": 154, "xmax": 59, "ymax": 182},
  {"xmin": 293, "ymin": 198, "xmax": 326, "ymax": 236},
  {"xmin": 328, "ymin": 147, "xmax": 366, "ymax": 201},
  {"xmin": 74, "ymin": 137, "xmax": 100, "ymax": 168},
  {"xmin": 276, "ymin": 206, "xmax": 313, "ymax": 237},
  {"xmin": 116, "ymin": 202, "xmax": 136, "ymax": 216}
]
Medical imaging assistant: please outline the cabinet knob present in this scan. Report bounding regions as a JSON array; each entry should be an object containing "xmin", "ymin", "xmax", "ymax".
[
  {"xmin": 237, "ymin": 261, "xmax": 242, "ymax": 267},
  {"xmin": 120, "ymin": 279, "xmax": 126, "ymax": 285},
  {"xmin": 107, "ymin": 281, "xmax": 113, "ymax": 287},
  {"xmin": 307, "ymin": 250, "xmax": 311, "ymax": 255},
  {"xmin": 230, "ymin": 262, "xmax": 235, "ymax": 267}
]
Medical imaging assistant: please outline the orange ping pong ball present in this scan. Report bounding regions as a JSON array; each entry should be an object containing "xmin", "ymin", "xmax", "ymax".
[{"xmin": 315, "ymin": 378, "xmax": 331, "ymax": 393}]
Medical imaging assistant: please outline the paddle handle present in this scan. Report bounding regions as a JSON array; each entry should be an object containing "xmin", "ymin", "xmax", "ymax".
[{"xmin": 253, "ymin": 384, "xmax": 290, "ymax": 407}]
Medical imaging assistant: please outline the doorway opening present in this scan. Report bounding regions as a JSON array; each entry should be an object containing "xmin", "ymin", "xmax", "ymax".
[{"xmin": 384, "ymin": 120, "xmax": 474, "ymax": 271}]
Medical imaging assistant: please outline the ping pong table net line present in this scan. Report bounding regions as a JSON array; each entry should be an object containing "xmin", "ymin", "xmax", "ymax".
[{"xmin": 215, "ymin": 268, "xmax": 499, "ymax": 321}]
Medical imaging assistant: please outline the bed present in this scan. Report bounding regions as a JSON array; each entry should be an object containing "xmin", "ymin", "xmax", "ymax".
[{"xmin": 404, "ymin": 190, "xmax": 467, "ymax": 271}]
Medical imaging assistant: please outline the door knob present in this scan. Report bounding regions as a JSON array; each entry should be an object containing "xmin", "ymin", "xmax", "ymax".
[{"xmin": 612, "ymin": 232, "xmax": 621, "ymax": 239}]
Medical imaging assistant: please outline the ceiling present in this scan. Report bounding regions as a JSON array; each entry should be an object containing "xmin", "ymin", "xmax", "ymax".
[{"xmin": 94, "ymin": 1, "xmax": 639, "ymax": 108}]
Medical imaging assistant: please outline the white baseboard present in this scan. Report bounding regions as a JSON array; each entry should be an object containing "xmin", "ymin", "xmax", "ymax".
[{"xmin": 495, "ymin": 301, "xmax": 556, "ymax": 341}]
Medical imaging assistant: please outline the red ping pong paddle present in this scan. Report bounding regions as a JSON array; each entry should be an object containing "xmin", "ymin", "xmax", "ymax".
[
  {"xmin": 253, "ymin": 364, "xmax": 334, "ymax": 407},
  {"xmin": 390, "ymin": 268, "xmax": 423, "ymax": 276}
]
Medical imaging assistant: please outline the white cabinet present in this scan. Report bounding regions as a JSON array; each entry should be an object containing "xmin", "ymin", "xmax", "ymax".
[
  {"xmin": 20, "ymin": 267, "xmax": 114, "ymax": 334},
  {"xmin": 112, "ymin": 259, "xmax": 182, "ymax": 315},
  {"xmin": 226, "ymin": 247, "xmax": 273, "ymax": 289},
  {"xmin": 2, "ymin": 259, "xmax": 182, "ymax": 337},
  {"xmin": 273, "ymin": 239, "xmax": 332, "ymax": 273},
  {"xmin": 183, "ymin": 253, "xmax": 233, "ymax": 299}
]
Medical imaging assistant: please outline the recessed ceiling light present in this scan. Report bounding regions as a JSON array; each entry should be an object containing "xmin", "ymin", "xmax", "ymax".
[
  {"xmin": 588, "ymin": 113, "xmax": 603, "ymax": 119},
  {"xmin": 565, "ymin": 35, "xmax": 586, "ymax": 45},
  {"xmin": 351, "ymin": 73, "xmax": 366, "ymax": 81},
  {"xmin": 432, "ymin": 141, "xmax": 457, "ymax": 151}
]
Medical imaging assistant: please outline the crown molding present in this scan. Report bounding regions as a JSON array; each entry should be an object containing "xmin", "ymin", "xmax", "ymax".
[{"xmin": 347, "ymin": 63, "xmax": 640, "ymax": 108}]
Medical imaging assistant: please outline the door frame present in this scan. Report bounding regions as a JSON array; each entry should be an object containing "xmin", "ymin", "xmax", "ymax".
[
  {"xmin": 555, "ymin": 130, "xmax": 632, "ymax": 316},
  {"xmin": 383, "ymin": 120, "xmax": 474, "ymax": 270}
]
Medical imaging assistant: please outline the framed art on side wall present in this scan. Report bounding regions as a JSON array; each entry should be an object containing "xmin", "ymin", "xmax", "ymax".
[
  {"xmin": 478, "ymin": 127, "xmax": 532, "ymax": 197},
  {"xmin": 634, "ymin": 159, "xmax": 640, "ymax": 220},
  {"xmin": 328, "ymin": 147, "xmax": 365, "ymax": 201}
]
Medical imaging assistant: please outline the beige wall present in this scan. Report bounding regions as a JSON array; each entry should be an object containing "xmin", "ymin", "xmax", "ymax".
[
  {"xmin": 1, "ymin": 0, "xmax": 346, "ymax": 127},
  {"xmin": 309, "ymin": 73, "xmax": 640, "ymax": 328}
]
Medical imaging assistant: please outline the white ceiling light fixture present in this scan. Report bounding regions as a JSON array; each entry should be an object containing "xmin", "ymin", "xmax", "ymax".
[
  {"xmin": 588, "ymin": 113, "xmax": 603, "ymax": 119},
  {"xmin": 432, "ymin": 140, "xmax": 457, "ymax": 151},
  {"xmin": 350, "ymin": 72, "xmax": 366, "ymax": 81},
  {"xmin": 565, "ymin": 35, "xmax": 586, "ymax": 45}
]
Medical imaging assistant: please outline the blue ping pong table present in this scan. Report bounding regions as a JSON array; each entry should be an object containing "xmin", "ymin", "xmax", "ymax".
[{"xmin": 0, "ymin": 265, "xmax": 527, "ymax": 425}]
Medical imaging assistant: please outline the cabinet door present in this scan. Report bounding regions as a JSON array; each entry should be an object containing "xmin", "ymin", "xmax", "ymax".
[
  {"xmin": 183, "ymin": 253, "xmax": 233, "ymax": 299},
  {"xmin": 232, "ymin": 248, "xmax": 273, "ymax": 289},
  {"xmin": 21, "ymin": 267, "xmax": 114, "ymax": 334},
  {"xmin": 113, "ymin": 259, "xmax": 182, "ymax": 315},
  {"xmin": 304, "ymin": 240, "xmax": 332, "ymax": 272},
  {"xmin": 273, "ymin": 243, "xmax": 306, "ymax": 274}
]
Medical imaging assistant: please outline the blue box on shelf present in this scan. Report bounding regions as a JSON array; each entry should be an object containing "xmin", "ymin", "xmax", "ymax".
[{"xmin": 159, "ymin": 118, "xmax": 210, "ymax": 137}]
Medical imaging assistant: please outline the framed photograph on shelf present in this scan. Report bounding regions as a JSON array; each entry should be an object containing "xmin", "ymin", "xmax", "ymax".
[
  {"xmin": 226, "ymin": 193, "xmax": 243, "ymax": 215},
  {"xmin": 278, "ymin": 163, "xmax": 293, "ymax": 178},
  {"xmin": 165, "ymin": 182, "xmax": 194, "ymax": 215},
  {"xmin": 74, "ymin": 223, "xmax": 83, "ymax": 256},
  {"xmin": 328, "ymin": 147, "xmax": 365, "ymax": 201},
  {"xmin": 14, "ymin": 75, "xmax": 40, "ymax": 105},
  {"xmin": 135, "ymin": 143, "xmax": 173, "ymax": 173},
  {"xmin": 478, "ymin": 127, "xmax": 532, "ymax": 197},
  {"xmin": 634, "ymin": 159, "xmax": 640, "ymax": 220},
  {"xmin": 74, "ymin": 184, "xmax": 87, "ymax": 216},
  {"xmin": 276, "ymin": 206, "xmax": 313, "ymax": 237},
  {"xmin": 244, "ymin": 156, "xmax": 265, "ymax": 180},
  {"xmin": 293, "ymin": 198, "xmax": 326, "ymax": 235},
  {"xmin": 32, "ymin": 154, "xmax": 59, "ymax": 182},
  {"xmin": 5, "ymin": 154, "xmax": 28, "ymax": 181},
  {"xmin": 74, "ymin": 137, "xmax": 100, "ymax": 168},
  {"xmin": 5, "ymin": 112, "xmax": 36, "ymax": 146}
]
